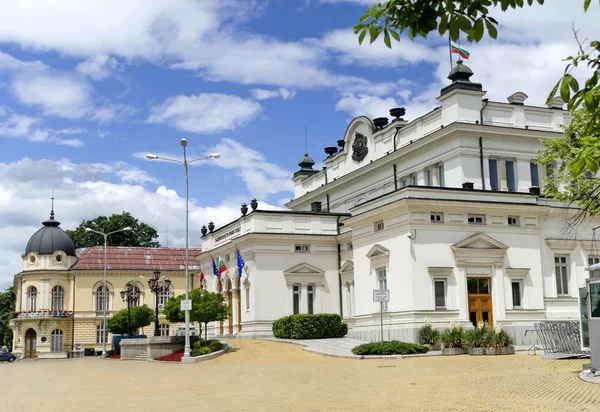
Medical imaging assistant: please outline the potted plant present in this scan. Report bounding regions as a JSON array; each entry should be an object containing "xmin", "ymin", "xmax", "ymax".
[
  {"xmin": 464, "ymin": 322, "xmax": 491, "ymax": 355},
  {"xmin": 440, "ymin": 321, "xmax": 465, "ymax": 355},
  {"xmin": 417, "ymin": 318, "xmax": 441, "ymax": 350},
  {"xmin": 486, "ymin": 325, "xmax": 515, "ymax": 355}
]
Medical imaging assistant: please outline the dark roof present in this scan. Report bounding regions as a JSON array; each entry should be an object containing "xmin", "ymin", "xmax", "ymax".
[
  {"xmin": 72, "ymin": 246, "xmax": 203, "ymax": 271},
  {"xmin": 25, "ymin": 212, "xmax": 76, "ymax": 257}
]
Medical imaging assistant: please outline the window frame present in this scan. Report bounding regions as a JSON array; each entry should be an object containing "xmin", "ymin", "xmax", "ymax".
[
  {"xmin": 530, "ymin": 161, "xmax": 540, "ymax": 187},
  {"xmin": 430, "ymin": 213, "xmax": 443, "ymax": 224},
  {"xmin": 27, "ymin": 286, "xmax": 37, "ymax": 312},
  {"xmin": 554, "ymin": 255, "xmax": 570, "ymax": 296},
  {"xmin": 438, "ymin": 164, "xmax": 445, "ymax": 187},
  {"xmin": 292, "ymin": 284, "xmax": 300, "ymax": 314},
  {"xmin": 468, "ymin": 214, "xmax": 486, "ymax": 225},
  {"xmin": 51, "ymin": 285, "xmax": 64, "ymax": 312},
  {"xmin": 511, "ymin": 281, "xmax": 522, "ymax": 309},
  {"xmin": 374, "ymin": 220, "xmax": 385, "ymax": 232},
  {"xmin": 589, "ymin": 256, "xmax": 600, "ymax": 279},
  {"xmin": 96, "ymin": 322, "xmax": 108, "ymax": 344},
  {"xmin": 434, "ymin": 279, "xmax": 446, "ymax": 309},
  {"xmin": 377, "ymin": 268, "xmax": 388, "ymax": 312},
  {"xmin": 508, "ymin": 216, "xmax": 519, "ymax": 226},
  {"xmin": 294, "ymin": 244, "xmax": 310, "ymax": 253},
  {"xmin": 307, "ymin": 284, "xmax": 315, "ymax": 314},
  {"xmin": 159, "ymin": 324, "xmax": 170, "ymax": 337},
  {"xmin": 96, "ymin": 285, "xmax": 109, "ymax": 312},
  {"xmin": 51, "ymin": 329, "xmax": 64, "ymax": 352}
]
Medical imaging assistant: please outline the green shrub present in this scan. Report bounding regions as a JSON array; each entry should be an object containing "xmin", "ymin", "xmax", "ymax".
[
  {"xmin": 107, "ymin": 349, "xmax": 119, "ymax": 356},
  {"xmin": 191, "ymin": 346, "xmax": 212, "ymax": 357},
  {"xmin": 417, "ymin": 321, "xmax": 440, "ymax": 345},
  {"xmin": 352, "ymin": 340, "xmax": 429, "ymax": 356},
  {"xmin": 272, "ymin": 314, "xmax": 348, "ymax": 340},
  {"xmin": 490, "ymin": 326, "xmax": 514, "ymax": 348},
  {"xmin": 440, "ymin": 321, "xmax": 465, "ymax": 348},
  {"xmin": 463, "ymin": 322, "xmax": 491, "ymax": 348},
  {"xmin": 192, "ymin": 340, "xmax": 223, "ymax": 352}
]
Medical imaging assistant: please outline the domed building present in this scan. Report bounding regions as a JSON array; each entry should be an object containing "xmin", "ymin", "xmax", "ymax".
[{"xmin": 11, "ymin": 206, "xmax": 201, "ymax": 359}]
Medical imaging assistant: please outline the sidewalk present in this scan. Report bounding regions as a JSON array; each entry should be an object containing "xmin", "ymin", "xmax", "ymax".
[{"xmin": 263, "ymin": 337, "xmax": 441, "ymax": 359}]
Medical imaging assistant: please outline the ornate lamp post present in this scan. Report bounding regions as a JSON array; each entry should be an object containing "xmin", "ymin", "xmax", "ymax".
[
  {"xmin": 148, "ymin": 271, "xmax": 171, "ymax": 337},
  {"xmin": 120, "ymin": 283, "xmax": 136, "ymax": 337}
]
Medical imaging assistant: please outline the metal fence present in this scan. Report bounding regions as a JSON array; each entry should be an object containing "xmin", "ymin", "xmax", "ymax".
[{"xmin": 534, "ymin": 321, "xmax": 585, "ymax": 354}]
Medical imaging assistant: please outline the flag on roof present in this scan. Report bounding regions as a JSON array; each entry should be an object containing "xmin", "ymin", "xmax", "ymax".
[{"xmin": 451, "ymin": 44, "xmax": 470, "ymax": 59}]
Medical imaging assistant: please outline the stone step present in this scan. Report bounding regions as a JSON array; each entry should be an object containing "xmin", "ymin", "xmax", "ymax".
[{"xmin": 131, "ymin": 352, "xmax": 147, "ymax": 361}]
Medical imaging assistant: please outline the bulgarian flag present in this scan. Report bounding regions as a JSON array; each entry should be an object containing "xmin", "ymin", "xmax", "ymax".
[
  {"xmin": 451, "ymin": 43, "xmax": 470, "ymax": 59},
  {"xmin": 218, "ymin": 255, "xmax": 228, "ymax": 276},
  {"xmin": 199, "ymin": 270, "xmax": 206, "ymax": 289}
]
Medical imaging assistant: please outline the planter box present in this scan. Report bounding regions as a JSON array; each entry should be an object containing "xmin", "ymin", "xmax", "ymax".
[
  {"xmin": 425, "ymin": 344, "xmax": 442, "ymax": 351},
  {"xmin": 442, "ymin": 347, "xmax": 464, "ymax": 356},
  {"xmin": 468, "ymin": 347, "xmax": 487, "ymax": 356},
  {"xmin": 486, "ymin": 346, "xmax": 515, "ymax": 355}
]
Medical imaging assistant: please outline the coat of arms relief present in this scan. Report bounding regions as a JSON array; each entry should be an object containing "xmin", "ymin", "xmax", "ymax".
[{"xmin": 351, "ymin": 132, "xmax": 368, "ymax": 162}]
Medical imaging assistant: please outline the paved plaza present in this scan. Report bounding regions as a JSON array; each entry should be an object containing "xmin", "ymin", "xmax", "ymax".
[{"xmin": 3, "ymin": 339, "xmax": 600, "ymax": 412}]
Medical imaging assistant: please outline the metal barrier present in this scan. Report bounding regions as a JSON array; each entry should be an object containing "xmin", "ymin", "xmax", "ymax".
[{"xmin": 534, "ymin": 321, "xmax": 585, "ymax": 354}]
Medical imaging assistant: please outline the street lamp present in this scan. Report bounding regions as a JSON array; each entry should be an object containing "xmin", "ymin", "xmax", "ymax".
[
  {"xmin": 146, "ymin": 139, "xmax": 220, "ymax": 358},
  {"xmin": 85, "ymin": 225, "xmax": 132, "ymax": 357},
  {"xmin": 120, "ymin": 283, "xmax": 136, "ymax": 337},
  {"xmin": 148, "ymin": 271, "xmax": 171, "ymax": 337}
]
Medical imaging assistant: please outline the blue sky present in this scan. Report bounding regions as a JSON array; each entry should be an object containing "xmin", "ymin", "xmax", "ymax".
[{"xmin": 0, "ymin": 0, "xmax": 598, "ymax": 286}]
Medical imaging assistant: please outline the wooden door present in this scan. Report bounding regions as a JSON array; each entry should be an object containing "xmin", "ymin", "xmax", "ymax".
[
  {"xmin": 467, "ymin": 277, "xmax": 493, "ymax": 327},
  {"xmin": 25, "ymin": 329, "xmax": 37, "ymax": 358}
]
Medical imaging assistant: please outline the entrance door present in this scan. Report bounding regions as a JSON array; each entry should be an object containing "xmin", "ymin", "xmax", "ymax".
[
  {"xmin": 24, "ymin": 329, "xmax": 37, "ymax": 358},
  {"xmin": 227, "ymin": 290, "xmax": 233, "ymax": 334},
  {"xmin": 467, "ymin": 277, "xmax": 493, "ymax": 327}
]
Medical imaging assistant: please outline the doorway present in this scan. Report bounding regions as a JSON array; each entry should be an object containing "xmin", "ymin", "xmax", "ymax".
[
  {"xmin": 24, "ymin": 328, "xmax": 37, "ymax": 358},
  {"xmin": 467, "ymin": 277, "xmax": 493, "ymax": 327}
]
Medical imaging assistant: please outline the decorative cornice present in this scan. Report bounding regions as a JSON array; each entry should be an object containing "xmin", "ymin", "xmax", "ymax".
[
  {"xmin": 545, "ymin": 238, "xmax": 577, "ymax": 253},
  {"xmin": 366, "ymin": 244, "xmax": 390, "ymax": 259},
  {"xmin": 427, "ymin": 267, "xmax": 454, "ymax": 278},
  {"xmin": 505, "ymin": 268, "xmax": 530, "ymax": 279}
]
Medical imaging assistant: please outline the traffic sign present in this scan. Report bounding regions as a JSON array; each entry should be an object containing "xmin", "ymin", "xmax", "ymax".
[
  {"xmin": 180, "ymin": 299, "xmax": 192, "ymax": 311},
  {"xmin": 373, "ymin": 289, "xmax": 390, "ymax": 302}
]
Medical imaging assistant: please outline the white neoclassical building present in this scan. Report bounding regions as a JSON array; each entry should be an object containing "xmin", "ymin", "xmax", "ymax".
[{"xmin": 199, "ymin": 60, "xmax": 598, "ymax": 344}]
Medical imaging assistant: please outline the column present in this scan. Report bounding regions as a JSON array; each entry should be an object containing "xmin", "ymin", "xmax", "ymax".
[
  {"xmin": 456, "ymin": 265, "xmax": 468, "ymax": 321},
  {"xmin": 315, "ymin": 284, "xmax": 322, "ymax": 314},
  {"xmin": 231, "ymin": 289, "xmax": 239, "ymax": 334},
  {"xmin": 300, "ymin": 284, "xmax": 308, "ymax": 314},
  {"xmin": 493, "ymin": 264, "xmax": 507, "ymax": 322},
  {"xmin": 349, "ymin": 281, "xmax": 355, "ymax": 317},
  {"xmin": 500, "ymin": 160, "xmax": 508, "ymax": 191},
  {"xmin": 432, "ymin": 166, "xmax": 439, "ymax": 186}
]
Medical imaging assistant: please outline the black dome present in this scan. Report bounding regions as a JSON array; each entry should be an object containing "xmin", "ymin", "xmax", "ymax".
[{"xmin": 25, "ymin": 211, "xmax": 76, "ymax": 257}]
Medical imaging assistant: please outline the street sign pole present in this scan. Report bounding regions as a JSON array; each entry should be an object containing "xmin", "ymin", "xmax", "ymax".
[
  {"xmin": 373, "ymin": 289, "xmax": 390, "ymax": 343},
  {"xmin": 380, "ymin": 301, "xmax": 384, "ymax": 342}
]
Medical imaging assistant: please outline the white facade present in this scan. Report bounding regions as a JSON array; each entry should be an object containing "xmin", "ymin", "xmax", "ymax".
[{"xmin": 200, "ymin": 62, "xmax": 596, "ymax": 344}]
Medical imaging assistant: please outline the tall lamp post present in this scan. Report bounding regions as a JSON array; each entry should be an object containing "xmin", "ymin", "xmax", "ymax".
[
  {"xmin": 120, "ymin": 283, "xmax": 136, "ymax": 337},
  {"xmin": 85, "ymin": 225, "xmax": 131, "ymax": 358},
  {"xmin": 146, "ymin": 139, "xmax": 220, "ymax": 358},
  {"xmin": 148, "ymin": 271, "xmax": 171, "ymax": 337}
]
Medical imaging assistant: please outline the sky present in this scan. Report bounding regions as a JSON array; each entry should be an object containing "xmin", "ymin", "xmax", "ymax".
[{"xmin": 0, "ymin": 0, "xmax": 598, "ymax": 288}]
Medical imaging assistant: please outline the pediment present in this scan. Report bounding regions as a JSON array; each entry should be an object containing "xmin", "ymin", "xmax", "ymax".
[
  {"xmin": 339, "ymin": 260, "xmax": 354, "ymax": 273},
  {"xmin": 451, "ymin": 233, "xmax": 508, "ymax": 250},
  {"xmin": 284, "ymin": 262, "xmax": 324, "ymax": 275},
  {"xmin": 283, "ymin": 262, "xmax": 325, "ymax": 286},
  {"xmin": 366, "ymin": 244, "xmax": 390, "ymax": 259}
]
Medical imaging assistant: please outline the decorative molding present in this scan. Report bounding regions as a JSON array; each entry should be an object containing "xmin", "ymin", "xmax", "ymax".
[
  {"xmin": 545, "ymin": 238, "xmax": 577, "ymax": 254},
  {"xmin": 427, "ymin": 267, "xmax": 454, "ymax": 278},
  {"xmin": 505, "ymin": 268, "xmax": 530, "ymax": 279},
  {"xmin": 452, "ymin": 232, "xmax": 507, "ymax": 265},
  {"xmin": 452, "ymin": 232, "xmax": 508, "ymax": 250},
  {"xmin": 366, "ymin": 244, "xmax": 390, "ymax": 259},
  {"xmin": 339, "ymin": 260, "xmax": 354, "ymax": 274},
  {"xmin": 283, "ymin": 262, "xmax": 325, "ymax": 286}
]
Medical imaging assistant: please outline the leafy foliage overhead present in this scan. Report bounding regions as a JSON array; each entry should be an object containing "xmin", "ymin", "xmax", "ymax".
[
  {"xmin": 0, "ymin": 287, "xmax": 15, "ymax": 350},
  {"xmin": 107, "ymin": 305, "xmax": 154, "ymax": 336},
  {"xmin": 65, "ymin": 211, "xmax": 160, "ymax": 249}
]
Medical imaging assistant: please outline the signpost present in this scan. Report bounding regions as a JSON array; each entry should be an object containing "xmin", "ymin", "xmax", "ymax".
[
  {"xmin": 373, "ymin": 289, "xmax": 390, "ymax": 342},
  {"xmin": 180, "ymin": 299, "xmax": 192, "ymax": 312}
]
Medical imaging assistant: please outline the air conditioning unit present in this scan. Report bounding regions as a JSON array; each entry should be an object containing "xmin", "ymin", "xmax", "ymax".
[{"xmin": 158, "ymin": 303, "xmax": 164, "ymax": 310}]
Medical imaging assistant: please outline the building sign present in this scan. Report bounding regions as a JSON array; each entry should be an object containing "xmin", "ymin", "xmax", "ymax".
[
  {"xmin": 373, "ymin": 289, "xmax": 390, "ymax": 302},
  {"xmin": 214, "ymin": 226, "xmax": 241, "ymax": 243}
]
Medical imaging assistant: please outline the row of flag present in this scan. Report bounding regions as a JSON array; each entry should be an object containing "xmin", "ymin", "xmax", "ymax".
[{"xmin": 198, "ymin": 247, "xmax": 246, "ymax": 289}]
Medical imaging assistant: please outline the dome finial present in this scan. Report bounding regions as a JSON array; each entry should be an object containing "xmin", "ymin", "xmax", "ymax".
[{"xmin": 50, "ymin": 189, "xmax": 55, "ymax": 220}]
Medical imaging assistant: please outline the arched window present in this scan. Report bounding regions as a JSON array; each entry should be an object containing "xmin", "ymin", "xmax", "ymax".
[
  {"xmin": 27, "ymin": 286, "xmax": 37, "ymax": 311},
  {"xmin": 96, "ymin": 286, "xmax": 109, "ymax": 311},
  {"xmin": 157, "ymin": 287, "xmax": 170, "ymax": 307},
  {"xmin": 51, "ymin": 286, "xmax": 64, "ymax": 312},
  {"xmin": 51, "ymin": 329, "xmax": 64, "ymax": 352},
  {"xmin": 96, "ymin": 322, "xmax": 108, "ymax": 344},
  {"xmin": 131, "ymin": 286, "xmax": 141, "ymax": 307}
]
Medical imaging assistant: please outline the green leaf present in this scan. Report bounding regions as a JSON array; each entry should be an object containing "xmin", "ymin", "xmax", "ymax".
[
  {"xmin": 449, "ymin": 20, "xmax": 460, "ymax": 41},
  {"xmin": 584, "ymin": 0, "xmax": 591, "ymax": 11},
  {"xmin": 408, "ymin": 25, "xmax": 417, "ymax": 40},
  {"xmin": 384, "ymin": 29, "xmax": 392, "ymax": 48},
  {"xmin": 390, "ymin": 29, "xmax": 400, "ymax": 42},
  {"xmin": 358, "ymin": 29, "xmax": 367, "ymax": 45},
  {"xmin": 485, "ymin": 19, "xmax": 498, "ymax": 39},
  {"xmin": 438, "ymin": 16, "xmax": 448, "ymax": 36},
  {"xmin": 360, "ymin": 14, "xmax": 370, "ymax": 22},
  {"xmin": 369, "ymin": 26, "xmax": 380, "ymax": 44},
  {"xmin": 565, "ymin": 74, "xmax": 579, "ymax": 92},
  {"xmin": 560, "ymin": 78, "xmax": 571, "ymax": 102},
  {"xmin": 458, "ymin": 15, "xmax": 472, "ymax": 32},
  {"xmin": 473, "ymin": 18, "xmax": 484, "ymax": 41},
  {"xmin": 546, "ymin": 79, "xmax": 561, "ymax": 105}
]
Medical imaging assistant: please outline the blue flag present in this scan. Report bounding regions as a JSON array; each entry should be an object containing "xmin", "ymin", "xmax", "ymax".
[
  {"xmin": 212, "ymin": 258, "xmax": 219, "ymax": 281},
  {"xmin": 237, "ymin": 248, "xmax": 245, "ymax": 277}
]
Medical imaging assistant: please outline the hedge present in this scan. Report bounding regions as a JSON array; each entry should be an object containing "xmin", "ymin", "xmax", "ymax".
[
  {"xmin": 351, "ymin": 341, "xmax": 429, "ymax": 356},
  {"xmin": 272, "ymin": 314, "xmax": 348, "ymax": 339},
  {"xmin": 191, "ymin": 340, "xmax": 223, "ymax": 357}
]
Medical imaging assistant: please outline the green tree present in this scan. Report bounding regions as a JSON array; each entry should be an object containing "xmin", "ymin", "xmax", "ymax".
[
  {"xmin": 536, "ymin": 108, "xmax": 600, "ymax": 231},
  {"xmin": 354, "ymin": 1, "xmax": 600, "ymax": 177},
  {"xmin": 107, "ymin": 305, "xmax": 154, "ymax": 337},
  {"xmin": 0, "ymin": 287, "xmax": 15, "ymax": 350},
  {"xmin": 65, "ymin": 211, "xmax": 160, "ymax": 249},
  {"xmin": 164, "ymin": 289, "xmax": 229, "ymax": 341}
]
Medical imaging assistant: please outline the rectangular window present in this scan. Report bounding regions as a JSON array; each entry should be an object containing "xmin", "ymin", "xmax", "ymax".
[
  {"xmin": 374, "ymin": 220, "xmax": 384, "ymax": 232},
  {"xmin": 438, "ymin": 164, "xmax": 445, "ymax": 187},
  {"xmin": 426, "ymin": 168, "xmax": 433, "ymax": 186},
  {"xmin": 96, "ymin": 321, "xmax": 108, "ymax": 344},
  {"xmin": 554, "ymin": 255, "xmax": 570, "ymax": 296},
  {"xmin": 310, "ymin": 201, "xmax": 322, "ymax": 212},
  {"xmin": 307, "ymin": 284, "xmax": 314, "ymax": 314},
  {"xmin": 588, "ymin": 257, "xmax": 600, "ymax": 279},
  {"xmin": 530, "ymin": 162, "xmax": 539, "ymax": 187},
  {"xmin": 159, "ymin": 324, "xmax": 170, "ymax": 337},
  {"xmin": 489, "ymin": 159, "xmax": 499, "ymax": 191},
  {"xmin": 293, "ymin": 284, "xmax": 300, "ymax": 314},
  {"xmin": 511, "ymin": 282, "xmax": 522, "ymax": 308},
  {"xmin": 506, "ymin": 160, "xmax": 516, "ymax": 192},
  {"xmin": 295, "ymin": 245, "xmax": 310, "ymax": 253},
  {"xmin": 377, "ymin": 269, "xmax": 388, "ymax": 311},
  {"xmin": 430, "ymin": 213, "xmax": 443, "ymax": 223},
  {"xmin": 412, "ymin": 174, "xmax": 418, "ymax": 186},
  {"xmin": 434, "ymin": 279, "xmax": 446, "ymax": 309},
  {"xmin": 508, "ymin": 216, "xmax": 519, "ymax": 226},
  {"xmin": 468, "ymin": 214, "xmax": 485, "ymax": 225}
]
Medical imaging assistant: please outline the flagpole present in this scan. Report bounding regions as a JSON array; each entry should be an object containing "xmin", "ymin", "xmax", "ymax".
[{"xmin": 448, "ymin": 34, "xmax": 453, "ymax": 70}]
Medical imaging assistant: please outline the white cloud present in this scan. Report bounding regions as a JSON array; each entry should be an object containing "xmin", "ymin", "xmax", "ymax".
[
  {"xmin": 56, "ymin": 138, "xmax": 84, "ymax": 148},
  {"xmin": 250, "ymin": 88, "xmax": 296, "ymax": 101},
  {"xmin": 335, "ymin": 94, "xmax": 401, "ymax": 119},
  {"xmin": 11, "ymin": 73, "xmax": 92, "ymax": 119},
  {"xmin": 76, "ymin": 54, "xmax": 122, "ymax": 80},
  {"xmin": 0, "ymin": 50, "xmax": 47, "ymax": 72},
  {"xmin": 90, "ymin": 103, "xmax": 138, "ymax": 124},
  {"xmin": 0, "ymin": 156, "xmax": 283, "ymax": 287},
  {"xmin": 147, "ymin": 93, "xmax": 262, "ymax": 134}
]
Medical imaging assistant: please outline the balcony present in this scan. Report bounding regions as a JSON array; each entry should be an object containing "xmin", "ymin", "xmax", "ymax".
[{"xmin": 15, "ymin": 310, "xmax": 73, "ymax": 319}]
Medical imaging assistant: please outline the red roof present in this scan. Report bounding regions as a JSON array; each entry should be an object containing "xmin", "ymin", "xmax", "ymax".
[{"xmin": 72, "ymin": 246, "xmax": 202, "ymax": 271}]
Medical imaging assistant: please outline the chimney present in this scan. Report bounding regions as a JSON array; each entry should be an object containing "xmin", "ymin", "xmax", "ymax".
[
  {"xmin": 507, "ymin": 92, "xmax": 528, "ymax": 105},
  {"xmin": 547, "ymin": 96, "xmax": 565, "ymax": 110}
]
